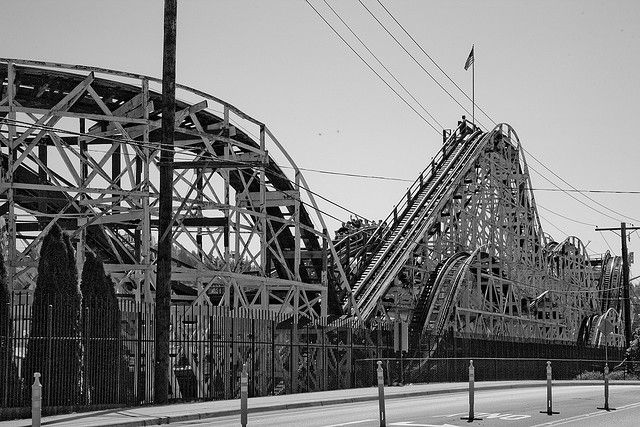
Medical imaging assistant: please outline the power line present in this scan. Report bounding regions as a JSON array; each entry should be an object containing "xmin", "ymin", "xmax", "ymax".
[
  {"xmin": 356, "ymin": 0, "xmax": 482, "ymax": 127},
  {"xmin": 374, "ymin": 0, "xmax": 497, "ymax": 128},
  {"xmin": 537, "ymin": 204, "xmax": 597, "ymax": 227},
  {"xmin": 303, "ymin": 0, "xmax": 441, "ymax": 134},
  {"xmin": 527, "ymin": 163, "xmax": 625, "ymax": 223},
  {"xmin": 601, "ymin": 233, "xmax": 614, "ymax": 253},
  {"xmin": 1, "ymin": 117, "xmax": 369, "ymax": 224},
  {"xmin": 325, "ymin": 1, "xmax": 637, "ymax": 228},
  {"xmin": 280, "ymin": 165, "xmax": 412, "ymax": 182},
  {"xmin": 371, "ymin": 0, "xmax": 640, "ymax": 223},
  {"xmin": 8, "ymin": 116, "xmax": 638, "ymax": 234},
  {"xmin": 540, "ymin": 216, "xmax": 568, "ymax": 238},
  {"xmin": 531, "ymin": 188, "xmax": 640, "ymax": 195},
  {"xmin": 321, "ymin": 0, "xmax": 444, "ymax": 129},
  {"xmin": 524, "ymin": 147, "xmax": 640, "ymax": 224}
]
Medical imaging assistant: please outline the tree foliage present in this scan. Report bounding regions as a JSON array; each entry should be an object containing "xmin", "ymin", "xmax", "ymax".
[
  {"xmin": 23, "ymin": 224, "xmax": 83, "ymax": 405},
  {"xmin": 0, "ymin": 245, "xmax": 19, "ymax": 405},
  {"xmin": 80, "ymin": 250, "xmax": 120, "ymax": 404}
]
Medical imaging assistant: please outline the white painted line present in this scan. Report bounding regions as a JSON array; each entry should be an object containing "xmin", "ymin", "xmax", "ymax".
[
  {"xmin": 530, "ymin": 400, "xmax": 640, "ymax": 426},
  {"xmin": 321, "ymin": 419, "xmax": 376, "ymax": 427},
  {"xmin": 389, "ymin": 422, "xmax": 461, "ymax": 427}
]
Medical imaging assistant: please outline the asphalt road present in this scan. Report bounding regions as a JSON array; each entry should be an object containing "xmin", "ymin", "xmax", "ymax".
[{"xmin": 173, "ymin": 385, "xmax": 640, "ymax": 427}]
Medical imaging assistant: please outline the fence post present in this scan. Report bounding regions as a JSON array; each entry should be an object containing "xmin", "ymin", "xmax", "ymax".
[
  {"xmin": 84, "ymin": 305, "xmax": 89, "ymax": 406},
  {"xmin": 116, "ymin": 307, "xmax": 122, "ymax": 404},
  {"xmin": 3, "ymin": 302, "xmax": 11, "ymax": 408},
  {"xmin": 209, "ymin": 315, "xmax": 214, "ymax": 400},
  {"xmin": 32, "ymin": 372, "xmax": 42, "ymax": 427},
  {"xmin": 377, "ymin": 361, "xmax": 386, "ymax": 427},
  {"xmin": 136, "ymin": 307, "xmax": 143, "ymax": 403},
  {"xmin": 240, "ymin": 363, "xmax": 248, "ymax": 427},
  {"xmin": 271, "ymin": 319, "xmax": 276, "ymax": 396},
  {"xmin": 45, "ymin": 304, "xmax": 52, "ymax": 408},
  {"xmin": 251, "ymin": 319, "xmax": 255, "ymax": 397},
  {"xmin": 349, "ymin": 326, "xmax": 354, "ymax": 388},
  {"xmin": 322, "ymin": 323, "xmax": 327, "ymax": 391}
]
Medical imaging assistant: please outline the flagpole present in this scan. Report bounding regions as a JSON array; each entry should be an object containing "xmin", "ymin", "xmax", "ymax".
[{"xmin": 472, "ymin": 45, "xmax": 475, "ymax": 128}]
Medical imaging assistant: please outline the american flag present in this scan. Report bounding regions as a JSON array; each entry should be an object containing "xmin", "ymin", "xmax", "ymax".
[{"xmin": 464, "ymin": 46, "xmax": 474, "ymax": 70}]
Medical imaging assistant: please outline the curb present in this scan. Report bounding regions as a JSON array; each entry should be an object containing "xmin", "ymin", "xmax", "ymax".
[{"xmin": 70, "ymin": 380, "xmax": 640, "ymax": 427}]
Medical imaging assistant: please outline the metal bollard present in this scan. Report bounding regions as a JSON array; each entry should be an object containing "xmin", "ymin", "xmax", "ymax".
[
  {"xmin": 468, "ymin": 360, "xmax": 474, "ymax": 420},
  {"xmin": 461, "ymin": 360, "xmax": 480, "ymax": 421},
  {"xmin": 604, "ymin": 364, "xmax": 610, "ymax": 411},
  {"xmin": 241, "ymin": 363, "xmax": 248, "ymax": 426},
  {"xmin": 32, "ymin": 372, "xmax": 41, "ymax": 427},
  {"xmin": 541, "ymin": 361, "xmax": 558, "ymax": 415},
  {"xmin": 546, "ymin": 361, "xmax": 552, "ymax": 414},
  {"xmin": 377, "ymin": 361, "xmax": 386, "ymax": 427},
  {"xmin": 597, "ymin": 363, "xmax": 615, "ymax": 411}
]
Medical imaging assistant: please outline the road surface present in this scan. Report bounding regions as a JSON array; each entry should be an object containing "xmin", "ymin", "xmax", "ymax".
[{"xmin": 174, "ymin": 385, "xmax": 640, "ymax": 426}]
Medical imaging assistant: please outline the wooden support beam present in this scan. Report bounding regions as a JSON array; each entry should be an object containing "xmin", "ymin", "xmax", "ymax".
[
  {"xmin": 282, "ymin": 250, "xmax": 325, "ymax": 259},
  {"xmin": 168, "ymin": 160, "xmax": 261, "ymax": 169}
]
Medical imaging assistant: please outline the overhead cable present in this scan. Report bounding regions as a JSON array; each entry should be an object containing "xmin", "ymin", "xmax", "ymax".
[
  {"xmin": 304, "ymin": 0, "xmax": 442, "ymax": 134},
  {"xmin": 374, "ymin": 0, "xmax": 497, "ymax": 128},
  {"xmin": 321, "ymin": 0, "xmax": 444, "ymax": 129},
  {"xmin": 524, "ymin": 147, "xmax": 640, "ymax": 223},
  {"xmin": 356, "ymin": 0, "xmax": 481, "ymax": 127}
]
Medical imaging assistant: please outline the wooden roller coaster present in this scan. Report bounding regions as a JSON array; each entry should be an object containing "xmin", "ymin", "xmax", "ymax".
[{"xmin": 0, "ymin": 59, "xmax": 627, "ymax": 351}]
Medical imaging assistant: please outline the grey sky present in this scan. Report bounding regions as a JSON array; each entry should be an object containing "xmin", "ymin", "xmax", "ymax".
[{"xmin": 2, "ymin": 0, "xmax": 638, "ymax": 274}]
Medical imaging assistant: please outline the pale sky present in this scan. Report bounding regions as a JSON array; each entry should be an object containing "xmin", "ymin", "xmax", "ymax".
[{"xmin": 2, "ymin": 0, "xmax": 638, "ymax": 277}]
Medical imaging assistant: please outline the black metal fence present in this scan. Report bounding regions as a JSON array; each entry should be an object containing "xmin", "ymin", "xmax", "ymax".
[
  {"xmin": 1, "ymin": 295, "xmax": 394, "ymax": 419},
  {"xmin": 357, "ymin": 332, "xmax": 628, "ymax": 385},
  {"xmin": 2, "ymin": 296, "xmax": 632, "ymax": 420}
]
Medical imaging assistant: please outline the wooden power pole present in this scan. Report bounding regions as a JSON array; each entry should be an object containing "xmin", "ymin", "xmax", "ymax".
[
  {"xmin": 155, "ymin": 0, "xmax": 177, "ymax": 404},
  {"xmin": 596, "ymin": 222, "xmax": 640, "ymax": 349}
]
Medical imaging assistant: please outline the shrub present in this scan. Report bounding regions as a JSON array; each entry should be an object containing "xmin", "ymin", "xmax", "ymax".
[
  {"xmin": 0, "ymin": 247, "xmax": 20, "ymax": 405},
  {"xmin": 23, "ymin": 224, "xmax": 83, "ymax": 406},
  {"xmin": 80, "ymin": 250, "xmax": 121, "ymax": 404}
]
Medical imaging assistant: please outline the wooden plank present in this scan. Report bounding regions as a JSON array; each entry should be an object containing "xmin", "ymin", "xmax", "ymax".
[
  {"xmin": 175, "ymin": 217, "xmax": 227, "ymax": 227},
  {"xmin": 90, "ymin": 212, "xmax": 143, "ymax": 225},
  {"xmin": 0, "ymin": 182, "xmax": 149, "ymax": 196},
  {"xmin": 282, "ymin": 250, "xmax": 325, "ymax": 259},
  {"xmin": 104, "ymin": 264, "xmax": 155, "ymax": 272},
  {"xmin": 174, "ymin": 100, "xmax": 207, "ymax": 124},
  {"xmin": 0, "ymin": 106, "xmax": 150, "ymax": 125},
  {"xmin": 238, "ymin": 190, "xmax": 298, "ymax": 208},
  {"xmin": 169, "ymin": 160, "xmax": 262, "ymax": 170}
]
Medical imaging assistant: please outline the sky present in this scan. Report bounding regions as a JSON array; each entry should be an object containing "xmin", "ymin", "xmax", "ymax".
[{"xmin": 1, "ymin": 0, "xmax": 638, "ymax": 278}]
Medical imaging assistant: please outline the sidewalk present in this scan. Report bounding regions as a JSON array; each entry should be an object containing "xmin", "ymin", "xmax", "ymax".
[{"xmin": 2, "ymin": 380, "xmax": 638, "ymax": 427}]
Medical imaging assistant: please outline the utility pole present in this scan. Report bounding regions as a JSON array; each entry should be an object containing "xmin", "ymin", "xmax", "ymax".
[
  {"xmin": 596, "ymin": 223, "xmax": 639, "ymax": 349},
  {"xmin": 155, "ymin": 0, "xmax": 177, "ymax": 404}
]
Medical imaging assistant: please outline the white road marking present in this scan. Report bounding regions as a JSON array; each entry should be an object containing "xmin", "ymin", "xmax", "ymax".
[
  {"xmin": 434, "ymin": 411, "xmax": 531, "ymax": 420},
  {"xmin": 321, "ymin": 419, "xmax": 376, "ymax": 427},
  {"xmin": 389, "ymin": 422, "xmax": 460, "ymax": 427},
  {"xmin": 530, "ymin": 400, "xmax": 640, "ymax": 426},
  {"xmin": 433, "ymin": 412, "xmax": 466, "ymax": 417},
  {"xmin": 475, "ymin": 412, "xmax": 531, "ymax": 420}
]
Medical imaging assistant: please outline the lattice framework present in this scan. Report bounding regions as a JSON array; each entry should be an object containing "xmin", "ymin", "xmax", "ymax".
[{"xmin": 0, "ymin": 59, "xmax": 353, "ymax": 322}]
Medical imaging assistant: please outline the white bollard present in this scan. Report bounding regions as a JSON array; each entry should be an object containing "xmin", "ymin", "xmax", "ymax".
[
  {"xmin": 468, "ymin": 360, "xmax": 475, "ymax": 420},
  {"xmin": 377, "ymin": 361, "xmax": 386, "ymax": 427},
  {"xmin": 461, "ymin": 360, "xmax": 480, "ymax": 421},
  {"xmin": 32, "ymin": 372, "xmax": 41, "ymax": 427},
  {"xmin": 540, "ymin": 361, "xmax": 558, "ymax": 415},
  {"xmin": 604, "ymin": 363, "xmax": 610, "ymax": 411},
  {"xmin": 241, "ymin": 363, "xmax": 248, "ymax": 426},
  {"xmin": 546, "ymin": 361, "xmax": 552, "ymax": 414}
]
